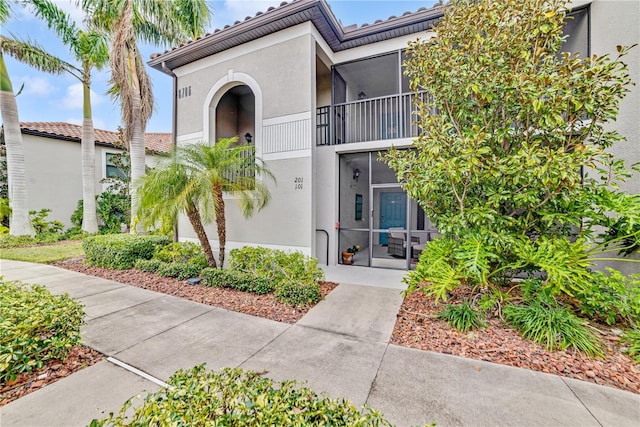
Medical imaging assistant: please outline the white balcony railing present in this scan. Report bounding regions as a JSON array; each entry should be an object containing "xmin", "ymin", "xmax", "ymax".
[{"xmin": 317, "ymin": 92, "xmax": 430, "ymax": 146}]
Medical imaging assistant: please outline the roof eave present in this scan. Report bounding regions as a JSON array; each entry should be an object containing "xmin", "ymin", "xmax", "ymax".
[{"xmin": 148, "ymin": 0, "xmax": 445, "ymax": 75}]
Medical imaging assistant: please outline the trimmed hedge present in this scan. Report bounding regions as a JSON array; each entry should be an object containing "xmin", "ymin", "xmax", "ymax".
[
  {"xmin": 0, "ymin": 279, "xmax": 84, "ymax": 382},
  {"xmin": 275, "ymin": 281, "xmax": 322, "ymax": 307},
  {"xmin": 134, "ymin": 258, "xmax": 163, "ymax": 273},
  {"xmin": 201, "ymin": 268, "xmax": 275, "ymax": 295},
  {"xmin": 83, "ymin": 234, "xmax": 171, "ymax": 269},
  {"xmin": 158, "ymin": 262, "xmax": 203, "ymax": 280},
  {"xmin": 90, "ymin": 365, "xmax": 391, "ymax": 426}
]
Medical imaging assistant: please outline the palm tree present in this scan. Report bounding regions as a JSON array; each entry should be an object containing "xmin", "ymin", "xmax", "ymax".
[
  {"xmin": 29, "ymin": 0, "xmax": 109, "ymax": 234},
  {"xmin": 82, "ymin": 0, "xmax": 210, "ymax": 233},
  {"xmin": 137, "ymin": 149, "xmax": 217, "ymax": 268},
  {"xmin": 0, "ymin": 0, "xmax": 73, "ymax": 236},
  {"xmin": 182, "ymin": 138, "xmax": 275, "ymax": 268}
]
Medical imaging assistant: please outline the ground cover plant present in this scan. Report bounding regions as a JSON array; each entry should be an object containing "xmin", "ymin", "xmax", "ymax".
[
  {"xmin": 384, "ymin": 0, "xmax": 639, "ymax": 359},
  {"xmin": 0, "ymin": 279, "xmax": 85, "ymax": 384},
  {"xmin": 91, "ymin": 365, "xmax": 391, "ymax": 427}
]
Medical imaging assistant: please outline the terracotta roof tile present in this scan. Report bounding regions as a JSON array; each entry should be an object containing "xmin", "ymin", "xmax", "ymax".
[{"xmin": 19, "ymin": 122, "xmax": 172, "ymax": 153}]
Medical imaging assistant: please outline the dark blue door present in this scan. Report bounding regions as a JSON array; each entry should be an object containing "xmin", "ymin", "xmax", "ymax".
[{"xmin": 379, "ymin": 192, "xmax": 406, "ymax": 245}]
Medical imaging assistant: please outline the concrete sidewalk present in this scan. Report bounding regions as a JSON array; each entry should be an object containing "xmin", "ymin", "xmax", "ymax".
[{"xmin": 1, "ymin": 260, "xmax": 639, "ymax": 427}]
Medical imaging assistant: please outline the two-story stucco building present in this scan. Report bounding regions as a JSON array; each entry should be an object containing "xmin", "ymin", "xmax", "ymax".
[{"xmin": 148, "ymin": 0, "xmax": 639, "ymax": 270}]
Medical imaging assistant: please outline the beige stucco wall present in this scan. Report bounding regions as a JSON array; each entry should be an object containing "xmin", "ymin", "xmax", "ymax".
[
  {"xmin": 174, "ymin": 31, "xmax": 315, "ymax": 254},
  {"xmin": 22, "ymin": 134, "xmax": 83, "ymax": 227},
  {"xmin": 175, "ymin": 33, "xmax": 312, "ymax": 137},
  {"xmin": 590, "ymin": 0, "xmax": 640, "ymax": 274},
  {"xmin": 178, "ymin": 156, "xmax": 314, "ymax": 253},
  {"xmin": 21, "ymin": 135, "xmax": 161, "ymax": 228}
]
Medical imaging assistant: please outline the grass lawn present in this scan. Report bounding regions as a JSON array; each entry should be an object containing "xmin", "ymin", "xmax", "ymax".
[{"xmin": 0, "ymin": 240, "xmax": 84, "ymax": 263}]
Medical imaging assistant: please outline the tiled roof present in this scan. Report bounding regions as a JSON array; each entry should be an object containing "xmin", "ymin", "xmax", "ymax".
[
  {"xmin": 18, "ymin": 122, "xmax": 172, "ymax": 153},
  {"xmin": 149, "ymin": 0, "xmax": 446, "ymax": 73}
]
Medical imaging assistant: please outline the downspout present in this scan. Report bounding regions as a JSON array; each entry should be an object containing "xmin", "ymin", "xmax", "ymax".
[{"xmin": 161, "ymin": 61, "xmax": 179, "ymax": 243}]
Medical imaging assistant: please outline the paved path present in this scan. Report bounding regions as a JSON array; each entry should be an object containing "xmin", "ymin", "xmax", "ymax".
[{"xmin": 1, "ymin": 260, "xmax": 639, "ymax": 427}]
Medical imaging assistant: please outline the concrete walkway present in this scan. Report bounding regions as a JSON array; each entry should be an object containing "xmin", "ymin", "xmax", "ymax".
[{"xmin": 1, "ymin": 260, "xmax": 638, "ymax": 427}]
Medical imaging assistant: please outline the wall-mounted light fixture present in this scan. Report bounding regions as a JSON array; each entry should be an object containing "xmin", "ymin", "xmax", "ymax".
[
  {"xmin": 244, "ymin": 132, "xmax": 253, "ymax": 143},
  {"xmin": 353, "ymin": 168, "xmax": 360, "ymax": 181}
]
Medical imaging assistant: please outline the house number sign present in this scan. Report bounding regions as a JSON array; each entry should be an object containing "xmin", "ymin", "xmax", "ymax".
[
  {"xmin": 178, "ymin": 86, "xmax": 191, "ymax": 99},
  {"xmin": 294, "ymin": 177, "xmax": 303, "ymax": 190}
]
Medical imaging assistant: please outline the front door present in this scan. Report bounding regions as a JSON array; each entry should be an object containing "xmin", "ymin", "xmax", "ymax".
[{"xmin": 379, "ymin": 192, "xmax": 406, "ymax": 245}]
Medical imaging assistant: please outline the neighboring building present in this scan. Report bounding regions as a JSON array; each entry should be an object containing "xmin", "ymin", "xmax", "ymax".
[
  {"xmin": 0, "ymin": 122, "xmax": 171, "ymax": 227},
  {"xmin": 148, "ymin": 0, "xmax": 639, "ymax": 270}
]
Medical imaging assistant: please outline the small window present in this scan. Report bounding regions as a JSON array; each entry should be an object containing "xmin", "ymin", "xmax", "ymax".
[
  {"xmin": 355, "ymin": 194, "xmax": 363, "ymax": 221},
  {"xmin": 105, "ymin": 153, "xmax": 126, "ymax": 179}
]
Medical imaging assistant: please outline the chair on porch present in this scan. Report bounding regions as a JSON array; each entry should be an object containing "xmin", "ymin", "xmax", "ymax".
[{"xmin": 387, "ymin": 228, "xmax": 419, "ymax": 258}]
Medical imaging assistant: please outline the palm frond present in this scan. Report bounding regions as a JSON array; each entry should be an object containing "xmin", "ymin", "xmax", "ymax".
[
  {"xmin": 0, "ymin": 0, "xmax": 11, "ymax": 25},
  {"xmin": 30, "ymin": 0, "xmax": 80, "ymax": 52},
  {"xmin": 0, "ymin": 34, "xmax": 80, "ymax": 78}
]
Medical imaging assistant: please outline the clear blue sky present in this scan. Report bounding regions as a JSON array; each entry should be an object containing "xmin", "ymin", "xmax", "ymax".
[{"xmin": 3, "ymin": 1, "xmax": 437, "ymax": 133}]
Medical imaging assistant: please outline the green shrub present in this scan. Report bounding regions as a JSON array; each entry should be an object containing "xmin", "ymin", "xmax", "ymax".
[
  {"xmin": 575, "ymin": 268, "xmax": 640, "ymax": 326},
  {"xmin": 0, "ymin": 279, "xmax": 84, "ymax": 382},
  {"xmin": 154, "ymin": 242, "xmax": 205, "ymax": 264},
  {"xmin": 621, "ymin": 327, "xmax": 640, "ymax": 364},
  {"xmin": 29, "ymin": 209, "xmax": 64, "ymax": 235},
  {"xmin": 83, "ymin": 234, "xmax": 171, "ymax": 269},
  {"xmin": 438, "ymin": 302, "xmax": 486, "ymax": 332},
  {"xmin": 503, "ymin": 301, "xmax": 603, "ymax": 357},
  {"xmin": 275, "ymin": 281, "xmax": 322, "ymax": 307},
  {"xmin": 97, "ymin": 192, "xmax": 130, "ymax": 234},
  {"xmin": 134, "ymin": 258, "xmax": 163, "ymax": 273},
  {"xmin": 0, "ymin": 235, "xmax": 38, "ymax": 248},
  {"xmin": 70, "ymin": 200, "xmax": 83, "ymax": 228},
  {"xmin": 35, "ymin": 232, "xmax": 63, "ymax": 244},
  {"xmin": 201, "ymin": 268, "xmax": 274, "ymax": 295},
  {"xmin": 157, "ymin": 262, "xmax": 203, "ymax": 280},
  {"xmin": 62, "ymin": 226, "xmax": 87, "ymax": 241},
  {"xmin": 229, "ymin": 246, "xmax": 324, "ymax": 288},
  {"xmin": 90, "ymin": 365, "xmax": 391, "ymax": 427}
]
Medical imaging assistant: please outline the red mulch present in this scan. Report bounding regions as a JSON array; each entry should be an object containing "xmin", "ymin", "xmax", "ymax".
[
  {"xmin": 53, "ymin": 257, "xmax": 338, "ymax": 324},
  {"xmin": 0, "ymin": 346, "xmax": 103, "ymax": 406},
  {"xmin": 392, "ymin": 288, "xmax": 640, "ymax": 395}
]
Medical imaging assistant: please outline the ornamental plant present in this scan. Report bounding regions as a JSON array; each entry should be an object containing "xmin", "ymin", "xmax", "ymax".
[
  {"xmin": 385, "ymin": 0, "xmax": 639, "ymax": 305},
  {"xmin": 0, "ymin": 279, "xmax": 84, "ymax": 382},
  {"xmin": 91, "ymin": 365, "xmax": 392, "ymax": 426}
]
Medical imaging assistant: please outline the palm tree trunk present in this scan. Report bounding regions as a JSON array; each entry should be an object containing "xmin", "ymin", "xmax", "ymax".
[
  {"xmin": 213, "ymin": 184, "xmax": 226, "ymax": 268},
  {"xmin": 186, "ymin": 204, "xmax": 217, "ymax": 268},
  {"xmin": 129, "ymin": 113, "xmax": 145, "ymax": 233},
  {"xmin": 81, "ymin": 81, "xmax": 98, "ymax": 233},
  {"xmin": 0, "ymin": 53, "xmax": 34, "ymax": 236}
]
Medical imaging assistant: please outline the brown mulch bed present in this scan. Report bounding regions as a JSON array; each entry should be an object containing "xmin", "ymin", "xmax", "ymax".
[
  {"xmin": 392, "ymin": 288, "xmax": 640, "ymax": 395},
  {"xmin": 53, "ymin": 257, "xmax": 338, "ymax": 324},
  {"xmin": 0, "ymin": 346, "xmax": 103, "ymax": 406}
]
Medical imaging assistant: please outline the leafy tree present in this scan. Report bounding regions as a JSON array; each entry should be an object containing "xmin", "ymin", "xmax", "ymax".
[
  {"xmin": 82, "ymin": 0, "xmax": 211, "ymax": 233},
  {"xmin": 0, "ymin": 0, "xmax": 74, "ymax": 236},
  {"xmin": 384, "ymin": 0, "xmax": 639, "ymax": 302},
  {"xmin": 29, "ymin": 0, "xmax": 110, "ymax": 234}
]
